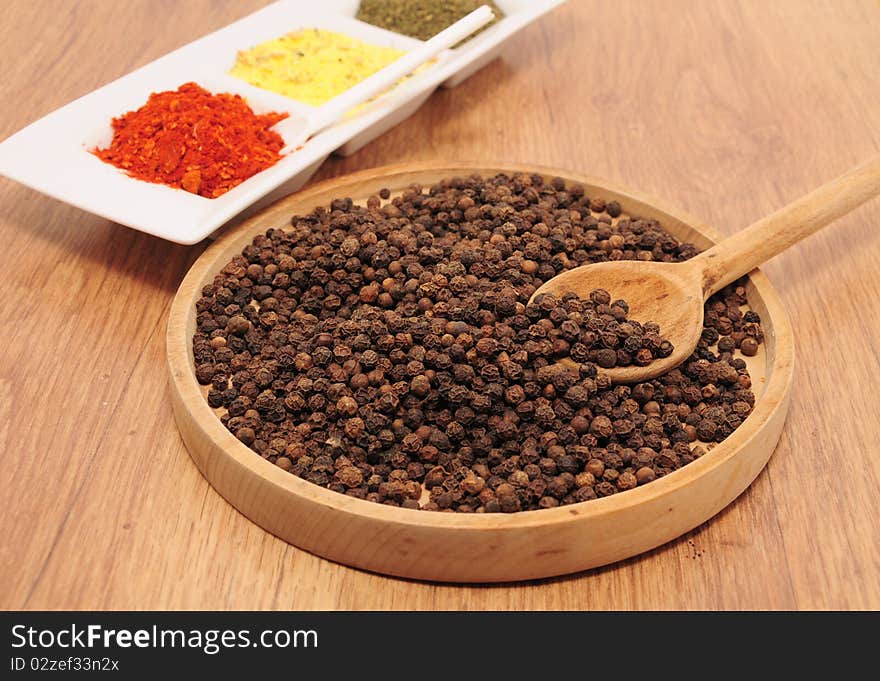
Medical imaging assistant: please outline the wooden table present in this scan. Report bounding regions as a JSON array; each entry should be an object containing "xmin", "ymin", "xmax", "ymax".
[{"xmin": 2, "ymin": 0, "xmax": 878, "ymax": 611}]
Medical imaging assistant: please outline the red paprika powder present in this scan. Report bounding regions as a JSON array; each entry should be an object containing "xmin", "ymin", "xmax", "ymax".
[{"xmin": 94, "ymin": 82, "xmax": 287, "ymax": 198}]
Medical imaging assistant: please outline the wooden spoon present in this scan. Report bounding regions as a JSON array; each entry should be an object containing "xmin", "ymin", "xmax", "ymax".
[{"xmin": 531, "ymin": 155, "xmax": 880, "ymax": 384}]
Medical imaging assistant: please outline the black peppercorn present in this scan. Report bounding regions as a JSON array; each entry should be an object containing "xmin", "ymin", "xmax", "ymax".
[{"xmin": 193, "ymin": 173, "xmax": 762, "ymax": 513}]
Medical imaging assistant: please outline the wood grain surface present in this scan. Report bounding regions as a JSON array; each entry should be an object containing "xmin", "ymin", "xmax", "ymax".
[{"xmin": 1, "ymin": 0, "xmax": 878, "ymax": 610}]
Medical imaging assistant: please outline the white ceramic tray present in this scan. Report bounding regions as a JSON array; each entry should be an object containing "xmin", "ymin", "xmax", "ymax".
[
  {"xmin": 331, "ymin": 0, "xmax": 566, "ymax": 155},
  {"xmin": 0, "ymin": 0, "xmax": 564, "ymax": 244}
]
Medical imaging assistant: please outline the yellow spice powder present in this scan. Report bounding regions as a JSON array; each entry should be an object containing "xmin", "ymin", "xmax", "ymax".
[{"xmin": 229, "ymin": 29, "xmax": 406, "ymax": 106}]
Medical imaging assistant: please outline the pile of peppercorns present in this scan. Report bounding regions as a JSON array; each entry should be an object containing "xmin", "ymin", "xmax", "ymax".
[{"xmin": 192, "ymin": 172, "xmax": 764, "ymax": 513}]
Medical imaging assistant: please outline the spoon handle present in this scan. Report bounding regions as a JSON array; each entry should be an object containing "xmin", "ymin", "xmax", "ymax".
[
  {"xmin": 694, "ymin": 154, "xmax": 880, "ymax": 296},
  {"xmin": 305, "ymin": 6, "xmax": 494, "ymax": 136}
]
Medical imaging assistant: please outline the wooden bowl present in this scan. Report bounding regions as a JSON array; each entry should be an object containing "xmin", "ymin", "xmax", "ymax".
[{"xmin": 167, "ymin": 162, "xmax": 794, "ymax": 582}]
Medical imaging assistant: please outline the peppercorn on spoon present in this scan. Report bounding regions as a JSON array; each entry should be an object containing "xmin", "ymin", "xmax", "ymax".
[
  {"xmin": 279, "ymin": 5, "xmax": 495, "ymax": 154},
  {"xmin": 533, "ymin": 154, "xmax": 880, "ymax": 384}
]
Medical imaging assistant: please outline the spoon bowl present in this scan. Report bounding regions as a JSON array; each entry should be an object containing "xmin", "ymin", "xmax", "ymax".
[
  {"xmin": 531, "ymin": 259, "xmax": 704, "ymax": 383},
  {"xmin": 533, "ymin": 154, "xmax": 880, "ymax": 384}
]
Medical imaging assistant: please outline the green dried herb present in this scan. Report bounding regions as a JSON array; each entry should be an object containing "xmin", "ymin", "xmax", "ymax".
[{"xmin": 356, "ymin": 0, "xmax": 504, "ymax": 43}]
